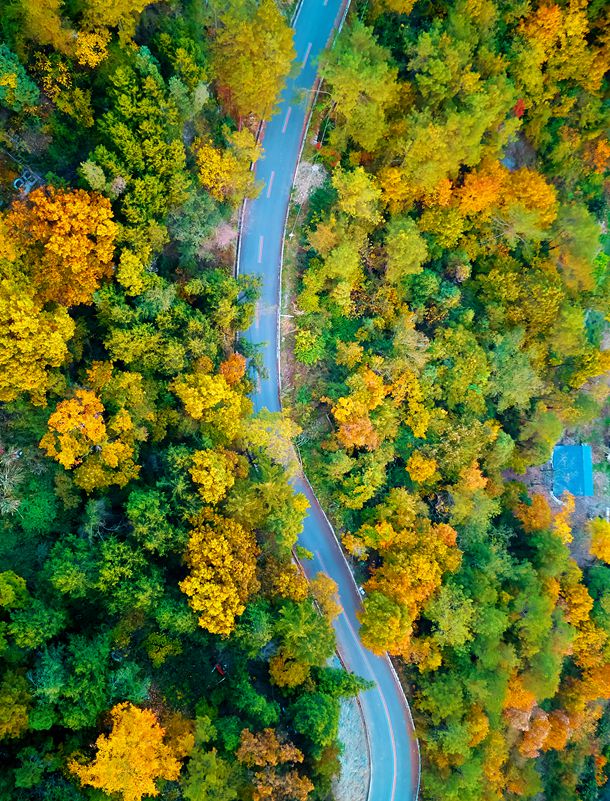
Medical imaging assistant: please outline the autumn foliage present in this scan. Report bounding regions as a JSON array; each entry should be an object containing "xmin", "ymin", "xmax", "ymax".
[
  {"xmin": 4, "ymin": 187, "xmax": 116, "ymax": 307},
  {"xmin": 212, "ymin": 0, "xmax": 295, "ymax": 120},
  {"xmin": 69, "ymin": 703, "xmax": 182, "ymax": 801},
  {"xmin": 179, "ymin": 513, "xmax": 260, "ymax": 635},
  {"xmin": 589, "ymin": 518, "xmax": 610, "ymax": 564},
  {"xmin": 194, "ymin": 128, "xmax": 261, "ymax": 206},
  {"xmin": 40, "ymin": 390, "xmax": 107, "ymax": 470},
  {"xmin": 0, "ymin": 277, "xmax": 74, "ymax": 404},
  {"xmin": 1, "ymin": 0, "xmax": 609, "ymax": 798},
  {"xmin": 39, "ymin": 386, "xmax": 142, "ymax": 491},
  {"xmin": 236, "ymin": 728, "xmax": 314, "ymax": 801}
]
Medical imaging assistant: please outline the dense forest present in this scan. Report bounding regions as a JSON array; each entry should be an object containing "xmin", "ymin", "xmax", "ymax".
[
  {"xmin": 0, "ymin": 1, "xmax": 368, "ymax": 800},
  {"xmin": 288, "ymin": 0, "xmax": 610, "ymax": 799},
  {"xmin": 2, "ymin": 0, "xmax": 610, "ymax": 799}
]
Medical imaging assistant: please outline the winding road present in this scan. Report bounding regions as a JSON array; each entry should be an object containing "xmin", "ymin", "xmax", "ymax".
[{"xmin": 237, "ymin": 1, "xmax": 420, "ymax": 799}]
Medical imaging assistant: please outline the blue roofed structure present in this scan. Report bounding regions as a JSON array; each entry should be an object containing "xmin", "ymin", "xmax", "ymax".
[{"xmin": 552, "ymin": 444, "xmax": 594, "ymax": 497}]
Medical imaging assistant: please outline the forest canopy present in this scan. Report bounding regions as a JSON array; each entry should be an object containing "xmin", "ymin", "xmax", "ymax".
[{"xmin": 1, "ymin": 0, "xmax": 610, "ymax": 799}]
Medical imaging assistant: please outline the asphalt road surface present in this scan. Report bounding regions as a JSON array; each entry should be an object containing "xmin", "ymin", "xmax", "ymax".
[{"xmin": 237, "ymin": 1, "xmax": 420, "ymax": 798}]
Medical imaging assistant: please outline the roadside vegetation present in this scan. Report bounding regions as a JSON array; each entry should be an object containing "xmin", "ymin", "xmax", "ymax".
[{"xmin": 287, "ymin": 1, "xmax": 610, "ymax": 799}]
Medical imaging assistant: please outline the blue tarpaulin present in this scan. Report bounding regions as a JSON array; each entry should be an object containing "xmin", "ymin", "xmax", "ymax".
[{"xmin": 552, "ymin": 444, "xmax": 594, "ymax": 497}]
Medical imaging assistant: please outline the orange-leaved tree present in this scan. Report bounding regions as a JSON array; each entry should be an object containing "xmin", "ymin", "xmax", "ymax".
[
  {"xmin": 219, "ymin": 352, "xmax": 247, "ymax": 385},
  {"xmin": 40, "ymin": 389, "xmax": 107, "ymax": 469},
  {"xmin": 326, "ymin": 366, "xmax": 388, "ymax": 451},
  {"xmin": 5, "ymin": 186, "xmax": 116, "ymax": 307},
  {"xmin": 236, "ymin": 728, "xmax": 313, "ymax": 801},
  {"xmin": 69, "ymin": 702, "xmax": 183, "ymax": 801},
  {"xmin": 358, "ymin": 519, "xmax": 462, "ymax": 656}
]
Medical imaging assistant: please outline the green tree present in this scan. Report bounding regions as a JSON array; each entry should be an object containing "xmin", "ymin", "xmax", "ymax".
[
  {"xmin": 85, "ymin": 47, "xmax": 190, "ymax": 249},
  {"xmin": 30, "ymin": 632, "xmax": 147, "ymax": 730},
  {"xmin": 8, "ymin": 599, "xmax": 66, "ymax": 649},
  {"xmin": 0, "ymin": 571, "xmax": 28, "ymax": 610},
  {"xmin": 429, "ymin": 326, "xmax": 490, "ymax": 415},
  {"xmin": 320, "ymin": 21, "xmax": 399, "ymax": 151},
  {"xmin": 385, "ymin": 216, "xmax": 429, "ymax": 282},
  {"xmin": 424, "ymin": 584, "xmax": 475, "ymax": 650},
  {"xmin": 167, "ymin": 189, "xmax": 222, "ymax": 261},
  {"xmin": 290, "ymin": 692, "xmax": 339, "ymax": 753},
  {"xmin": 0, "ymin": 671, "xmax": 30, "ymax": 741},
  {"xmin": 96, "ymin": 537, "xmax": 162, "ymax": 615},
  {"xmin": 0, "ymin": 44, "xmax": 39, "ymax": 110},
  {"xmin": 126, "ymin": 489, "xmax": 183, "ymax": 555},
  {"xmin": 183, "ymin": 717, "xmax": 238, "ymax": 801},
  {"xmin": 275, "ymin": 601, "xmax": 335, "ymax": 667},
  {"xmin": 184, "ymin": 748, "xmax": 238, "ymax": 801},
  {"xmin": 44, "ymin": 536, "xmax": 96, "ymax": 599},
  {"xmin": 488, "ymin": 330, "xmax": 544, "ymax": 413}
]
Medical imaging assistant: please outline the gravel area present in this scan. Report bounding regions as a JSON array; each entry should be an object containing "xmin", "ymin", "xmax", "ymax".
[
  {"xmin": 293, "ymin": 160, "xmax": 327, "ymax": 205},
  {"xmin": 331, "ymin": 659, "xmax": 370, "ymax": 801}
]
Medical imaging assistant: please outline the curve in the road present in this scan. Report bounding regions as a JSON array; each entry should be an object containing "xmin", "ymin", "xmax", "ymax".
[{"xmin": 237, "ymin": 2, "xmax": 420, "ymax": 799}]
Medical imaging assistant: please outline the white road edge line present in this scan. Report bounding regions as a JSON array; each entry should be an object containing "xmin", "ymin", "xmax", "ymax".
[{"xmin": 293, "ymin": 0, "xmax": 305, "ymax": 25}]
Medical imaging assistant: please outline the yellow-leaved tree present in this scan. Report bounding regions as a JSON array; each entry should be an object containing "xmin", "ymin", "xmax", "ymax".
[
  {"xmin": 180, "ymin": 513, "xmax": 260, "ymax": 635},
  {"xmin": 39, "ymin": 388, "xmax": 141, "ymax": 491},
  {"xmin": 212, "ymin": 0, "xmax": 295, "ymax": 119},
  {"xmin": 69, "ymin": 702, "xmax": 182, "ymax": 801},
  {"xmin": 0, "ymin": 277, "xmax": 74, "ymax": 404},
  {"xmin": 171, "ymin": 368, "xmax": 250, "ymax": 443},
  {"xmin": 589, "ymin": 518, "xmax": 610, "ymax": 564},
  {"xmin": 19, "ymin": 0, "xmax": 73, "ymax": 53},
  {"xmin": 190, "ymin": 449, "xmax": 237, "ymax": 504},
  {"xmin": 80, "ymin": 0, "xmax": 155, "ymax": 32},
  {"xmin": 194, "ymin": 127, "xmax": 261, "ymax": 206},
  {"xmin": 20, "ymin": 0, "xmax": 157, "ymax": 60}
]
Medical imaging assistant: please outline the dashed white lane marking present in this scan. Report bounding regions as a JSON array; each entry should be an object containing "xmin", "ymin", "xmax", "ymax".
[
  {"xmin": 258, "ymin": 235, "xmax": 264, "ymax": 263},
  {"xmin": 282, "ymin": 106, "xmax": 292, "ymax": 133},
  {"xmin": 302, "ymin": 42, "xmax": 312, "ymax": 69},
  {"xmin": 266, "ymin": 170, "xmax": 275, "ymax": 198},
  {"xmin": 323, "ymin": 0, "xmax": 329, "ymax": 6}
]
